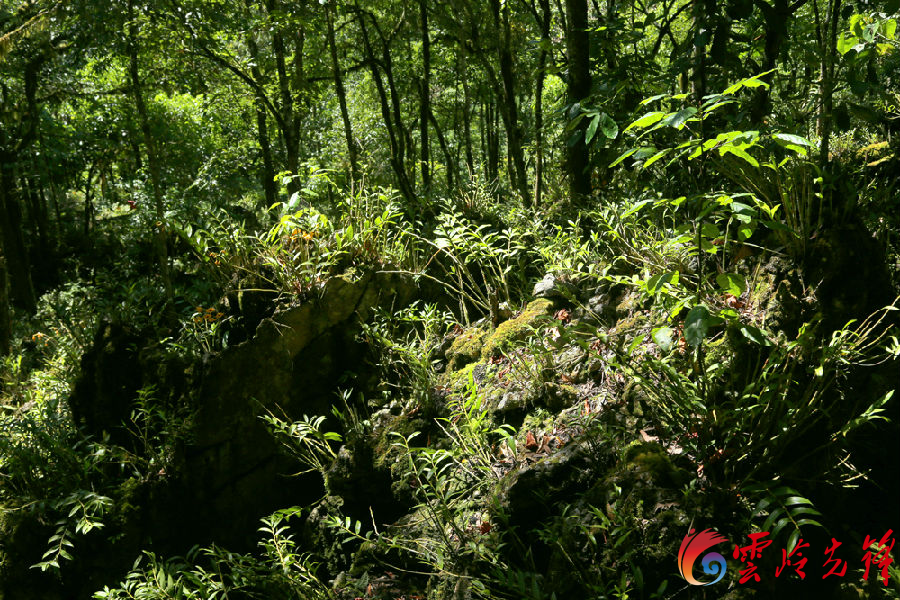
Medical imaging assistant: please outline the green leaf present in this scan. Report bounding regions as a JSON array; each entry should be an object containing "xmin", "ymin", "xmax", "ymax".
[
  {"xmin": 795, "ymin": 518, "xmax": 824, "ymax": 528},
  {"xmin": 701, "ymin": 223, "xmax": 720, "ymax": 238},
  {"xmin": 787, "ymin": 530, "xmax": 801, "ymax": 554},
  {"xmin": 585, "ymin": 114, "xmax": 600, "ymax": 144},
  {"xmin": 772, "ymin": 133, "xmax": 813, "ymax": 147},
  {"xmin": 837, "ymin": 31, "xmax": 859, "ymax": 54},
  {"xmin": 643, "ymin": 148, "xmax": 671, "ymax": 167},
  {"xmin": 862, "ymin": 23, "xmax": 876, "ymax": 43},
  {"xmin": 639, "ymin": 94, "xmax": 667, "ymax": 106},
  {"xmin": 646, "ymin": 271, "xmax": 679, "ymax": 294},
  {"xmin": 662, "ymin": 107, "xmax": 698, "ymax": 129},
  {"xmin": 722, "ymin": 71, "xmax": 773, "ymax": 95},
  {"xmin": 716, "ymin": 273, "xmax": 746, "ymax": 296},
  {"xmin": 609, "ymin": 147, "xmax": 638, "ymax": 167},
  {"xmin": 600, "ymin": 113, "xmax": 618, "ymax": 139},
  {"xmin": 684, "ymin": 305, "xmax": 711, "ymax": 347},
  {"xmin": 625, "ymin": 111, "xmax": 665, "ymax": 131},
  {"xmin": 621, "ymin": 199, "xmax": 652, "ymax": 218},
  {"xmin": 740, "ymin": 325, "xmax": 772, "ymax": 346},
  {"xmin": 566, "ymin": 130, "xmax": 583, "ymax": 147},
  {"xmin": 652, "ymin": 327, "xmax": 675, "ymax": 352},
  {"xmin": 720, "ymin": 145, "xmax": 760, "ymax": 167}
]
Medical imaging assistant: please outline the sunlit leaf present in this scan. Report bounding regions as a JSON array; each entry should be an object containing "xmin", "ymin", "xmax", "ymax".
[
  {"xmin": 684, "ymin": 305, "xmax": 711, "ymax": 347},
  {"xmin": 625, "ymin": 111, "xmax": 665, "ymax": 131}
]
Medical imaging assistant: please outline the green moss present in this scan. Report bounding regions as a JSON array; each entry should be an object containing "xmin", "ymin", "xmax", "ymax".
[
  {"xmin": 445, "ymin": 328, "xmax": 488, "ymax": 372},
  {"xmin": 481, "ymin": 299, "xmax": 553, "ymax": 359},
  {"xmin": 615, "ymin": 291, "xmax": 643, "ymax": 319},
  {"xmin": 623, "ymin": 441, "xmax": 685, "ymax": 488},
  {"xmin": 444, "ymin": 359, "xmax": 479, "ymax": 388},
  {"xmin": 542, "ymin": 382, "xmax": 578, "ymax": 411}
]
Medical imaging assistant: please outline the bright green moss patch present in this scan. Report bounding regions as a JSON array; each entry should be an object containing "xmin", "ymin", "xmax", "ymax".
[
  {"xmin": 445, "ymin": 328, "xmax": 488, "ymax": 372},
  {"xmin": 481, "ymin": 298, "xmax": 553, "ymax": 359}
]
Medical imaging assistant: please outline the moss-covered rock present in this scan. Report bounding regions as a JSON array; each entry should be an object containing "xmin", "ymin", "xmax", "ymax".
[
  {"xmin": 445, "ymin": 328, "xmax": 488, "ymax": 372},
  {"xmin": 481, "ymin": 299, "xmax": 553, "ymax": 359},
  {"xmin": 495, "ymin": 441, "xmax": 595, "ymax": 528},
  {"xmin": 623, "ymin": 441, "xmax": 686, "ymax": 489},
  {"xmin": 540, "ymin": 382, "xmax": 578, "ymax": 412}
]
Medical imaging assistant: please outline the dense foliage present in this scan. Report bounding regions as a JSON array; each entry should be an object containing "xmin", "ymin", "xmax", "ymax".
[{"xmin": 1, "ymin": 0, "xmax": 899, "ymax": 598}]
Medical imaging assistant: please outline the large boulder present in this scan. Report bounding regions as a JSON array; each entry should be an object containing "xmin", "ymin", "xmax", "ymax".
[{"xmin": 181, "ymin": 270, "xmax": 419, "ymax": 546}]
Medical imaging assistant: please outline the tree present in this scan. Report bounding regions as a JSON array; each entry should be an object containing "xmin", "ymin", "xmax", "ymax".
[
  {"xmin": 127, "ymin": 0, "xmax": 173, "ymax": 305},
  {"xmin": 565, "ymin": 0, "xmax": 591, "ymax": 199}
]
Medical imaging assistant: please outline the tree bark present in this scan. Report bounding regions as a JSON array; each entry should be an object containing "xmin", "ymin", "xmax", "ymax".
[
  {"xmin": 128, "ymin": 1, "xmax": 173, "ymax": 305},
  {"xmin": 326, "ymin": 1, "xmax": 361, "ymax": 183},
  {"xmin": 691, "ymin": 0, "xmax": 710, "ymax": 103},
  {"xmin": 534, "ymin": 0, "xmax": 552, "ymax": 206},
  {"xmin": 0, "ymin": 253, "xmax": 10, "ymax": 356},
  {"xmin": 565, "ymin": 0, "xmax": 591, "ymax": 199},
  {"xmin": 244, "ymin": 29, "xmax": 277, "ymax": 209},
  {"xmin": 0, "ymin": 153, "xmax": 36, "ymax": 312},
  {"xmin": 815, "ymin": 0, "xmax": 841, "ymax": 172},
  {"xmin": 267, "ymin": 0, "xmax": 300, "ymax": 183},
  {"xmin": 461, "ymin": 54, "xmax": 474, "ymax": 174},
  {"xmin": 491, "ymin": 0, "xmax": 530, "ymax": 205},
  {"xmin": 356, "ymin": 6, "xmax": 416, "ymax": 203},
  {"xmin": 419, "ymin": 0, "xmax": 432, "ymax": 193},
  {"xmin": 428, "ymin": 107, "xmax": 454, "ymax": 189}
]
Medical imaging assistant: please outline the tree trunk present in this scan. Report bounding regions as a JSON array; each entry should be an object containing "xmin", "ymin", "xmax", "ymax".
[
  {"xmin": 244, "ymin": 29, "xmax": 277, "ymax": 210},
  {"xmin": 534, "ymin": 0, "xmax": 551, "ymax": 206},
  {"xmin": 428, "ymin": 107, "xmax": 454, "ymax": 189},
  {"xmin": 83, "ymin": 164, "xmax": 95, "ymax": 237},
  {"xmin": 267, "ymin": 0, "xmax": 300, "ymax": 183},
  {"xmin": 491, "ymin": 0, "xmax": 530, "ymax": 205},
  {"xmin": 0, "ymin": 153, "xmax": 36, "ymax": 312},
  {"xmin": 565, "ymin": 0, "xmax": 591, "ymax": 199},
  {"xmin": 461, "ymin": 56, "xmax": 474, "ymax": 174},
  {"xmin": 0, "ymin": 253, "xmax": 10, "ymax": 356},
  {"xmin": 128, "ymin": 1, "xmax": 173, "ymax": 305},
  {"xmin": 750, "ymin": 0, "xmax": 790, "ymax": 124},
  {"xmin": 327, "ymin": 1, "xmax": 361, "ymax": 183},
  {"xmin": 419, "ymin": 0, "xmax": 431, "ymax": 193},
  {"xmin": 23, "ymin": 172, "xmax": 53, "ymax": 288},
  {"xmin": 356, "ymin": 7, "xmax": 416, "ymax": 203},
  {"xmin": 815, "ymin": 0, "xmax": 841, "ymax": 173},
  {"xmin": 691, "ymin": 0, "xmax": 710, "ymax": 103}
]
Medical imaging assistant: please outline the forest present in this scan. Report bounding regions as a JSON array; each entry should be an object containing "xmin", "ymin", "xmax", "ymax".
[{"xmin": 1, "ymin": 0, "xmax": 899, "ymax": 598}]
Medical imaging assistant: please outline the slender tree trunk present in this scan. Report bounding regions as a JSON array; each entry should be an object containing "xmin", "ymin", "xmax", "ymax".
[
  {"xmin": 24, "ymin": 172, "xmax": 54, "ymax": 288},
  {"xmin": 534, "ymin": 0, "xmax": 551, "ymax": 206},
  {"xmin": 419, "ymin": 0, "xmax": 431, "ymax": 193},
  {"xmin": 565, "ymin": 0, "xmax": 591, "ymax": 198},
  {"xmin": 327, "ymin": 1, "xmax": 361, "ymax": 183},
  {"xmin": 378, "ymin": 24, "xmax": 412, "ymax": 187},
  {"xmin": 485, "ymin": 99, "xmax": 500, "ymax": 184},
  {"xmin": 128, "ymin": 1, "xmax": 173, "ymax": 305},
  {"xmin": 356, "ymin": 7, "xmax": 415, "ymax": 202},
  {"xmin": 267, "ymin": 1, "xmax": 300, "ymax": 183},
  {"xmin": 0, "ymin": 153, "xmax": 36, "ymax": 312},
  {"xmin": 462, "ymin": 56, "xmax": 474, "ymax": 173},
  {"xmin": 691, "ymin": 0, "xmax": 711, "ymax": 103},
  {"xmin": 815, "ymin": 0, "xmax": 841, "ymax": 172},
  {"xmin": 479, "ymin": 99, "xmax": 487, "ymax": 177},
  {"xmin": 255, "ymin": 98, "xmax": 276, "ymax": 208},
  {"xmin": 428, "ymin": 108, "xmax": 454, "ymax": 189},
  {"xmin": 83, "ymin": 164, "xmax": 95, "ymax": 237},
  {"xmin": 245, "ymin": 30, "xmax": 277, "ymax": 209},
  {"xmin": 491, "ymin": 0, "xmax": 530, "ymax": 205},
  {"xmin": 0, "ymin": 253, "xmax": 10, "ymax": 356},
  {"xmin": 750, "ymin": 0, "xmax": 790, "ymax": 124}
]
